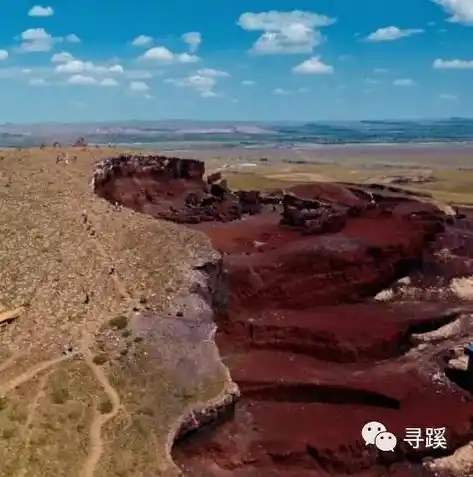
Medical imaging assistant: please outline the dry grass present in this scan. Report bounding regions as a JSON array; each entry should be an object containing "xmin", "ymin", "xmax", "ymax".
[
  {"xmin": 0, "ymin": 146, "xmax": 229, "ymax": 477},
  {"xmin": 221, "ymin": 162, "xmax": 473, "ymax": 205}
]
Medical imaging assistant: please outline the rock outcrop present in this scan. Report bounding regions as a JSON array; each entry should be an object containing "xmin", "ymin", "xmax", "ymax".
[{"xmin": 93, "ymin": 154, "xmax": 473, "ymax": 477}]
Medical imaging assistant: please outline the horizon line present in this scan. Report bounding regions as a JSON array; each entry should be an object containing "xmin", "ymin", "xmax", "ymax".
[{"xmin": 1, "ymin": 116, "xmax": 472, "ymax": 126}]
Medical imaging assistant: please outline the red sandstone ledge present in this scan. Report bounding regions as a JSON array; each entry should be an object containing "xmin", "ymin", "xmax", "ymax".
[{"xmin": 93, "ymin": 154, "xmax": 473, "ymax": 477}]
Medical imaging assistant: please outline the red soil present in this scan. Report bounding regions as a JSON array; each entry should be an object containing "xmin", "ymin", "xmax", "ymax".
[{"xmin": 93, "ymin": 156, "xmax": 473, "ymax": 477}]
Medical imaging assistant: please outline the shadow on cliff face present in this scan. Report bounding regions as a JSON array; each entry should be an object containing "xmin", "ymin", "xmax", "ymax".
[{"xmin": 94, "ymin": 154, "xmax": 473, "ymax": 477}]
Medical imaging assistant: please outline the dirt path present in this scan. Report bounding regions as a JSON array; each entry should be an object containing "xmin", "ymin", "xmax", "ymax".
[
  {"xmin": 80, "ymin": 330, "xmax": 123, "ymax": 477},
  {"xmin": 15, "ymin": 369, "xmax": 53, "ymax": 477},
  {"xmin": 0, "ymin": 354, "xmax": 76, "ymax": 395},
  {"xmin": 78, "ymin": 177, "xmax": 132, "ymax": 477}
]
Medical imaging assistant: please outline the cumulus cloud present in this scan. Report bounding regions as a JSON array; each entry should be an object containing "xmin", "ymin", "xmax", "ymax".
[
  {"xmin": 393, "ymin": 78, "xmax": 415, "ymax": 86},
  {"xmin": 29, "ymin": 78, "xmax": 48, "ymax": 86},
  {"xmin": 140, "ymin": 46, "xmax": 173, "ymax": 61},
  {"xmin": 130, "ymin": 80, "xmax": 150, "ymax": 91},
  {"xmin": 28, "ymin": 5, "xmax": 54, "ymax": 17},
  {"xmin": 65, "ymin": 34, "xmax": 81, "ymax": 43},
  {"xmin": 432, "ymin": 0, "xmax": 473, "ymax": 25},
  {"xmin": 273, "ymin": 88, "xmax": 290, "ymax": 95},
  {"xmin": 365, "ymin": 77, "xmax": 381, "ymax": 85},
  {"xmin": 18, "ymin": 28, "xmax": 54, "ymax": 52},
  {"xmin": 55, "ymin": 59, "xmax": 124, "ymax": 75},
  {"xmin": 439, "ymin": 93, "xmax": 458, "ymax": 100},
  {"xmin": 51, "ymin": 51, "xmax": 74, "ymax": 63},
  {"xmin": 67, "ymin": 74, "xmax": 96, "ymax": 85},
  {"xmin": 292, "ymin": 56, "xmax": 333, "ymax": 74},
  {"xmin": 200, "ymin": 90, "xmax": 218, "ymax": 98},
  {"xmin": 366, "ymin": 26, "xmax": 424, "ymax": 41},
  {"xmin": 237, "ymin": 10, "xmax": 335, "ymax": 54},
  {"xmin": 433, "ymin": 58, "xmax": 473, "ymax": 69},
  {"xmin": 181, "ymin": 32, "xmax": 202, "ymax": 52},
  {"xmin": 175, "ymin": 53, "xmax": 200, "ymax": 64},
  {"xmin": 61, "ymin": 74, "xmax": 119, "ymax": 87},
  {"xmin": 132, "ymin": 35, "xmax": 153, "ymax": 46},
  {"xmin": 100, "ymin": 78, "xmax": 119, "ymax": 87},
  {"xmin": 139, "ymin": 46, "xmax": 200, "ymax": 63},
  {"xmin": 0, "ymin": 50, "xmax": 8, "ymax": 60},
  {"xmin": 16, "ymin": 29, "xmax": 81, "ymax": 52},
  {"xmin": 165, "ymin": 68, "xmax": 229, "ymax": 97},
  {"xmin": 196, "ymin": 68, "xmax": 229, "ymax": 77}
]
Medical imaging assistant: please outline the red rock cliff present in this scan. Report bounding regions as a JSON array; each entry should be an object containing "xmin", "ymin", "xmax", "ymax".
[{"xmin": 94, "ymin": 154, "xmax": 473, "ymax": 477}]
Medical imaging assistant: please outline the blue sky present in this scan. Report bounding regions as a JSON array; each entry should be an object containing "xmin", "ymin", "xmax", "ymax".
[{"xmin": 1, "ymin": 0, "xmax": 473, "ymax": 122}]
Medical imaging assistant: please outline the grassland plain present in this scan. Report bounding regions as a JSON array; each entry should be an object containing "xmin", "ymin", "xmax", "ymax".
[{"xmin": 0, "ymin": 145, "xmax": 472, "ymax": 477}]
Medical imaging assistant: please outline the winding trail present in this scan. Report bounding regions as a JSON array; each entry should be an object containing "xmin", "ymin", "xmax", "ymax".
[
  {"xmin": 15, "ymin": 369, "xmax": 53, "ymax": 477},
  {"xmin": 80, "ymin": 331, "xmax": 123, "ymax": 477},
  {"xmin": 77, "ymin": 186, "xmax": 132, "ymax": 477},
  {"xmin": 0, "ymin": 354, "xmax": 76, "ymax": 395}
]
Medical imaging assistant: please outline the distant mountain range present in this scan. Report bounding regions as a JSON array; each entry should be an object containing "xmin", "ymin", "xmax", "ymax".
[{"xmin": 1, "ymin": 118, "xmax": 473, "ymax": 148}]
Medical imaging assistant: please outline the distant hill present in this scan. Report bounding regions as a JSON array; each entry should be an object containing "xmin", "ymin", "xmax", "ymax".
[{"xmin": 0, "ymin": 118, "xmax": 472, "ymax": 148}]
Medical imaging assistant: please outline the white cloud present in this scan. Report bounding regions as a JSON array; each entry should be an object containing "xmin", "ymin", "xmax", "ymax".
[
  {"xmin": 365, "ymin": 77, "xmax": 381, "ymax": 85},
  {"xmin": 439, "ymin": 93, "xmax": 458, "ymax": 100},
  {"xmin": 432, "ymin": 0, "xmax": 473, "ymax": 25},
  {"xmin": 393, "ymin": 78, "xmax": 415, "ymax": 86},
  {"xmin": 29, "ymin": 78, "xmax": 48, "ymax": 86},
  {"xmin": 65, "ymin": 34, "xmax": 81, "ymax": 43},
  {"xmin": 433, "ymin": 58, "xmax": 473, "ymax": 69},
  {"xmin": 17, "ymin": 29, "xmax": 80, "ymax": 52},
  {"xmin": 108, "ymin": 65, "xmax": 124, "ymax": 73},
  {"xmin": 51, "ymin": 51, "xmax": 74, "ymax": 63},
  {"xmin": 241, "ymin": 80, "xmax": 255, "ymax": 85},
  {"xmin": 0, "ymin": 50, "xmax": 8, "ymax": 61},
  {"xmin": 67, "ymin": 74, "xmax": 97, "ymax": 85},
  {"xmin": 55, "ymin": 59, "xmax": 124, "ymax": 75},
  {"xmin": 139, "ymin": 46, "xmax": 200, "ymax": 63},
  {"xmin": 238, "ymin": 10, "xmax": 335, "ymax": 54},
  {"xmin": 196, "ymin": 68, "xmax": 229, "ymax": 77},
  {"xmin": 292, "ymin": 56, "xmax": 333, "ymax": 74},
  {"xmin": 18, "ymin": 28, "xmax": 54, "ymax": 52},
  {"xmin": 176, "ymin": 53, "xmax": 200, "ymax": 64},
  {"xmin": 200, "ymin": 90, "xmax": 218, "ymax": 98},
  {"xmin": 28, "ymin": 5, "xmax": 54, "ymax": 17},
  {"xmin": 139, "ymin": 46, "xmax": 174, "ymax": 61},
  {"xmin": 130, "ymin": 80, "xmax": 149, "ymax": 91},
  {"xmin": 273, "ymin": 88, "xmax": 290, "ymax": 95},
  {"xmin": 181, "ymin": 32, "xmax": 202, "ymax": 52},
  {"xmin": 374, "ymin": 67, "xmax": 389, "ymax": 74},
  {"xmin": 165, "ymin": 68, "xmax": 228, "ymax": 97},
  {"xmin": 21, "ymin": 28, "xmax": 50, "ymax": 41},
  {"xmin": 168, "ymin": 74, "xmax": 215, "ymax": 89},
  {"xmin": 132, "ymin": 35, "xmax": 153, "ymax": 47},
  {"xmin": 100, "ymin": 77, "xmax": 118, "ymax": 87},
  {"xmin": 366, "ymin": 26, "xmax": 424, "ymax": 41}
]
